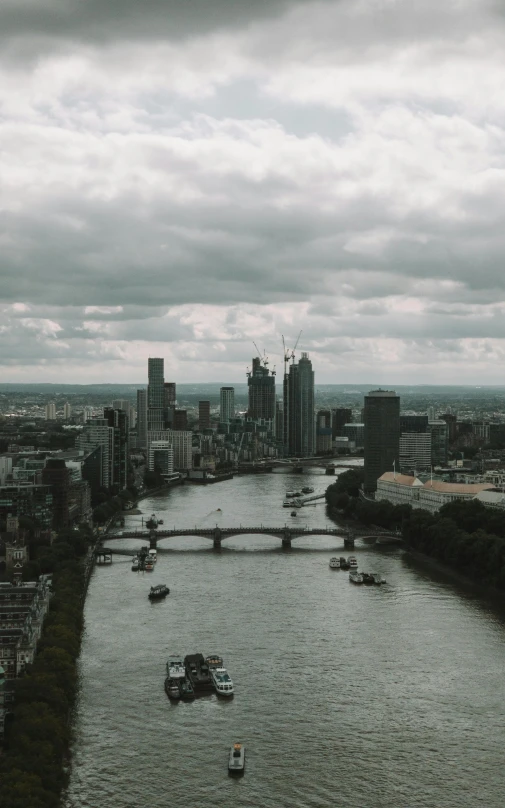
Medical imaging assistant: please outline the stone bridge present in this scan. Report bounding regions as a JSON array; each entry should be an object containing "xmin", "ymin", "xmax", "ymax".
[{"xmin": 106, "ymin": 526, "xmax": 355, "ymax": 549}]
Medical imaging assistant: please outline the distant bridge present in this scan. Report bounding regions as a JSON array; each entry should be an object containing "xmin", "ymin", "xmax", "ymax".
[{"xmin": 106, "ymin": 525, "xmax": 355, "ymax": 549}]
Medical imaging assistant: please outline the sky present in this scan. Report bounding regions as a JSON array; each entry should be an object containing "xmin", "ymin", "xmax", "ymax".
[{"xmin": 2, "ymin": 0, "xmax": 505, "ymax": 385}]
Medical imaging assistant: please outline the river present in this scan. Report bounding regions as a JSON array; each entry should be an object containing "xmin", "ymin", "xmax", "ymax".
[{"xmin": 64, "ymin": 467, "xmax": 505, "ymax": 808}]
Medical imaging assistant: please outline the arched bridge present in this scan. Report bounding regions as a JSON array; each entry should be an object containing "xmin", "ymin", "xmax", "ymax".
[{"xmin": 106, "ymin": 526, "xmax": 355, "ymax": 549}]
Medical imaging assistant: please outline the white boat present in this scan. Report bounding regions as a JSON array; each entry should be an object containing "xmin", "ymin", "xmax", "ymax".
[
  {"xmin": 228, "ymin": 743, "xmax": 245, "ymax": 772},
  {"xmin": 347, "ymin": 556, "xmax": 358, "ymax": 569},
  {"xmin": 167, "ymin": 655, "xmax": 186, "ymax": 679},
  {"xmin": 148, "ymin": 548, "xmax": 157, "ymax": 563},
  {"xmin": 349, "ymin": 572, "xmax": 363, "ymax": 584},
  {"xmin": 302, "ymin": 486, "xmax": 314, "ymax": 494},
  {"xmin": 283, "ymin": 501, "xmax": 292, "ymax": 507},
  {"xmin": 131, "ymin": 557, "xmax": 139, "ymax": 571},
  {"xmin": 211, "ymin": 665, "xmax": 234, "ymax": 696},
  {"xmin": 329, "ymin": 557, "xmax": 340, "ymax": 569}
]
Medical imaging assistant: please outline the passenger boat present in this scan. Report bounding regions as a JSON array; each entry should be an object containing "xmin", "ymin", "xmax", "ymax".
[
  {"xmin": 184, "ymin": 653, "xmax": 213, "ymax": 691},
  {"xmin": 339, "ymin": 556, "xmax": 350, "ymax": 570},
  {"xmin": 145, "ymin": 514, "xmax": 158, "ymax": 529},
  {"xmin": 206, "ymin": 654, "xmax": 224, "ymax": 669},
  {"xmin": 144, "ymin": 560, "xmax": 154, "ymax": 571},
  {"xmin": 178, "ymin": 678, "xmax": 195, "ymax": 700},
  {"xmin": 167, "ymin": 655, "xmax": 186, "ymax": 679},
  {"xmin": 148, "ymin": 584, "xmax": 170, "ymax": 600},
  {"xmin": 210, "ymin": 665, "xmax": 234, "ymax": 696},
  {"xmin": 347, "ymin": 556, "xmax": 358, "ymax": 569},
  {"xmin": 164, "ymin": 677, "xmax": 180, "ymax": 699},
  {"xmin": 228, "ymin": 743, "xmax": 245, "ymax": 773},
  {"xmin": 361, "ymin": 573, "xmax": 374, "ymax": 585},
  {"xmin": 349, "ymin": 572, "xmax": 363, "ymax": 584},
  {"xmin": 283, "ymin": 501, "xmax": 292, "ymax": 507},
  {"xmin": 301, "ymin": 486, "xmax": 314, "ymax": 494},
  {"xmin": 148, "ymin": 548, "xmax": 157, "ymax": 564},
  {"xmin": 329, "ymin": 557, "xmax": 340, "ymax": 569},
  {"xmin": 131, "ymin": 557, "xmax": 139, "ymax": 571}
]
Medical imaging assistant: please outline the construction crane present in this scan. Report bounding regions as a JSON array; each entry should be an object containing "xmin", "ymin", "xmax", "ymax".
[
  {"xmin": 282, "ymin": 330, "xmax": 302, "ymax": 375},
  {"xmin": 252, "ymin": 341, "xmax": 270, "ymax": 367}
]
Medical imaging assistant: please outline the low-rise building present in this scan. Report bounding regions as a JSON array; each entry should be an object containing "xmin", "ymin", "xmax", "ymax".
[{"xmin": 376, "ymin": 472, "xmax": 495, "ymax": 513}]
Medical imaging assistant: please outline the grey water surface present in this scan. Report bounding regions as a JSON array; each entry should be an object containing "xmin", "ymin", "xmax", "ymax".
[{"xmin": 64, "ymin": 468, "xmax": 505, "ymax": 808}]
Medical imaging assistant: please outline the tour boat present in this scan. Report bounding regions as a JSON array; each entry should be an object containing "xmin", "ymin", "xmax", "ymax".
[
  {"xmin": 148, "ymin": 548, "xmax": 157, "ymax": 563},
  {"xmin": 144, "ymin": 560, "xmax": 154, "ymax": 571},
  {"xmin": 228, "ymin": 743, "xmax": 245, "ymax": 773},
  {"xmin": 167, "ymin": 656, "xmax": 186, "ymax": 679},
  {"xmin": 347, "ymin": 556, "xmax": 358, "ymax": 569},
  {"xmin": 301, "ymin": 486, "xmax": 314, "ymax": 494},
  {"xmin": 164, "ymin": 677, "xmax": 180, "ymax": 700},
  {"xmin": 148, "ymin": 584, "xmax": 170, "ymax": 600},
  {"xmin": 329, "ymin": 557, "xmax": 340, "ymax": 569},
  {"xmin": 210, "ymin": 665, "xmax": 234, "ymax": 696}
]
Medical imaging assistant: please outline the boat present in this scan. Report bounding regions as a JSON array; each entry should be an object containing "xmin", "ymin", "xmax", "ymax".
[
  {"xmin": 205, "ymin": 654, "xmax": 224, "ymax": 669},
  {"xmin": 210, "ymin": 665, "xmax": 234, "ymax": 696},
  {"xmin": 371, "ymin": 573, "xmax": 383, "ymax": 585},
  {"xmin": 144, "ymin": 560, "xmax": 154, "ymax": 571},
  {"xmin": 167, "ymin": 656, "xmax": 186, "ymax": 679},
  {"xmin": 349, "ymin": 572, "xmax": 363, "ymax": 584},
  {"xmin": 293, "ymin": 499, "xmax": 303, "ymax": 508},
  {"xmin": 184, "ymin": 653, "xmax": 213, "ymax": 691},
  {"xmin": 131, "ymin": 557, "xmax": 139, "ymax": 571},
  {"xmin": 145, "ymin": 514, "xmax": 158, "ymax": 529},
  {"xmin": 164, "ymin": 677, "xmax": 180, "ymax": 699},
  {"xmin": 301, "ymin": 486, "xmax": 314, "ymax": 494},
  {"xmin": 228, "ymin": 743, "xmax": 245, "ymax": 773},
  {"xmin": 291, "ymin": 511, "xmax": 297, "ymax": 517},
  {"xmin": 178, "ymin": 678, "xmax": 195, "ymax": 700},
  {"xmin": 361, "ymin": 573, "xmax": 374, "ymax": 585},
  {"xmin": 339, "ymin": 556, "xmax": 350, "ymax": 570},
  {"xmin": 283, "ymin": 501, "xmax": 292, "ymax": 507},
  {"xmin": 148, "ymin": 584, "xmax": 170, "ymax": 600},
  {"xmin": 158, "ymin": 519, "xmax": 164, "ymax": 524},
  {"xmin": 329, "ymin": 557, "xmax": 340, "ymax": 569},
  {"xmin": 148, "ymin": 548, "xmax": 157, "ymax": 563},
  {"xmin": 347, "ymin": 556, "xmax": 358, "ymax": 569},
  {"xmin": 286, "ymin": 491, "xmax": 298, "ymax": 498}
]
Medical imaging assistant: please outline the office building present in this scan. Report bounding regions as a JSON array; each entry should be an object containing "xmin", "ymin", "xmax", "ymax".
[
  {"xmin": 428, "ymin": 420, "xmax": 448, "ymax": 467},
  {"xmin": 332, "ymin": 408, "xmax": 352, "ymax": 439},
  {"xmin": 342, "ymin": 423, "xmax": 365, "ymax": 450},
  {"xmin": 77, "ymin": 419, "xmax": 113, "ymax": 489},
  {"xmin": 399, "ymin": 432, "xmax": 432, "ymax": 473},
  {"xmin": 363, "ymin": 390, "xmax": 400, "ymax": 493},
  {"xmin": 41, "ymin": 459, "xmax": 71, "ymax": 530},
  {"xmin": 147, "ymin": 430, "xmax": 193, "ymax": 470},
  {"xmin": 220, "ymin": 387, "xmax": 235, "ymax": 423},
  {"xmin": 198, "ymin": 401, "xmax": 211, "ymax": 431},
  {"xmin": 45, "ymin": 402, "xmax": 56, "ymax": 421},
  {"xmin": 173, "ymin": 409, "xmax": 188, "ymax": 431},
  {"xmin": 148, "ymin": 357, "xmax": 165, "ymax": 432},
  {"xmin": 0, "ymin": 457, "xmax": 13, "ymax": 486},
  {"xmin": 136, "ymin": 389, "xmax": 147, "ymax": 449},
  {"xmin": 283, "ymin": 352, "xmax": 315, "ymax": 457},
  {"xmin": 248, "ymin": 357, "xmax": 276, "ymax": 423},
  {"xmin": 164, "ymin": 382, "xmax": 176, "ymax": 406},
  {"xmin": 104, "ymin": 407, "xmax": 129, "ymax": 490},
  {"xmin": 400, "ymin": 415, "xmax": 428, "ymax": 434},
  {"xmin": 316, "ymin": 410, "xmax": 332, "ymax": 453},
  {"xmin": 148, "ymin": 441, "xmax": 174, "ymax": 476}
]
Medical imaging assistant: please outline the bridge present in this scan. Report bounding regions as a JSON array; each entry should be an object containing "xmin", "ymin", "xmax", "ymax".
[{"xmin": 105, "ymin": 525, "xmax": 355, "ymax": 549}]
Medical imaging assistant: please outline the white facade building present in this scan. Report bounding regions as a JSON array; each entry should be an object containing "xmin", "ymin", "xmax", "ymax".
[
  {"xmin": 147, "ymin": 430, "xmax": 193, "ymax": 470},
  {"xmin": 45, "ymin": 402, "xmax": 56, "ymax": 420},
  {"xmin": 376, "ymin": 472, "xmax": 495, "ymax": 513},
  {"xmin": 0, "ymin": 456, "xmax": 13, "ymax": 486},
  {"xmin": 148, "ymin": 441, "xmax": 174, "ymax": 476}
]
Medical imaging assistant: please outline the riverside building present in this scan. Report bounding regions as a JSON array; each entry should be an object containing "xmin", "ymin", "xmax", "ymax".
[
  {"xmin": 375, "ymin": 472, "xmax": 495, "ymax": 514},
  {"xmin": 364, "ymin": 390, "xmax": 400, "ymax": 494}
]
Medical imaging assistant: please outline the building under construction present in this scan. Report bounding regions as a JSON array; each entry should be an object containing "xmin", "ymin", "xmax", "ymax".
[{"xmin": 247, "ymin": 356, "xmax": 276, "ymax": 425}]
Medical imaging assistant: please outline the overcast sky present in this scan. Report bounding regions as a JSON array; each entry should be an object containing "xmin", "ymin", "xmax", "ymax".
[{"xmin": 2, "ymin": 0, "xmax": 505, "ymax": 385}]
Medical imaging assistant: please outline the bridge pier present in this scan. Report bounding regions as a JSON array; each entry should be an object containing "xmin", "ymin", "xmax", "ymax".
[
  {"xmin": 213, "ymin": 528, "xmax": 222, "ymax": 549},
  {"xmin": 282, "ymin": 529, "xmax": 292, "ymax": 548},
  {"xmin": 344, "ymin": 536, "xmax": 355, "ymax": 549},
  {"xmin": 149, "ymin": 531, "xmax": 158, "ymax": 550}
]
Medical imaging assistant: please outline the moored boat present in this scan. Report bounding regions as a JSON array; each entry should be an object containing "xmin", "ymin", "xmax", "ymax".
[
  {"xmin": 144, "ymin": 560, "xmax": 154, "ymax": 571},
  {"xmin": 167, "ymin": 655, "xmax": 186, "ymax": 679},
  {"xmin": 347, "ymin": 556, "xmax": 358, "ymax": 569},
  {"xmin": 211, "ymin": 665, "xmax": 234, "ymax": 696},
  {"xmin": 145, "ymin": 514, "xmax": 158, "ymax": 529},
  {"xmin": 371, "ymin": 573, "xmax": 383, "ymax": 585},
  {"xmin": 131, "ymin": 557, "xmax": 139, "ymax": 571},
  {"xmin": 301, "ymin": 486, "xmax": 314, "ymax": 494},
  {"xmin": 291, "ymin": 511, "xmax": 297, "ymax": 517},
  {"xmin": 164, "ymin": 677, "xmax": 180, "ymax": 699},
  {"xmin": 178, "ymin": 678, "xmax": 195, "ymax": 700},
  {"xmin": 148, "ymin": 584, "xmax": 170, "ymax": 600},
  {"xmin": 329, "ymin": 557, "xmax": 340, "ymax": 569},
  {"xmin": 349, "ymin": 572, "xmax": 363, "ymax": 584},
  {"xmin": 185, "ymin": 653, "xmax": 213, "ymax": 691},
  {"xmin": 283, "ymin": 501, "xmax": 292, "ymax": 507},
  {"xmin": 228, "ymin": 743, "xmax": 245, "ymax": 773},
  {"xmin": 361, "ymin": 573, "xmax": 374, "ymax": 585},
  {"xmin": 339, "ymin": 556, "xmax": 350, "ymax": 570}
]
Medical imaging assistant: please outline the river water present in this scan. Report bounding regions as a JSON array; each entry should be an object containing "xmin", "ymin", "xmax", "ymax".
[{"xmin": 65, "ymin": 467, "xmax": 505, "ymax": 808}]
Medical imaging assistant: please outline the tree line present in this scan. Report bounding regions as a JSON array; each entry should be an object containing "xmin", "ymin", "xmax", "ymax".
[
  {"xmin": 0, "ymin": 525, "xmax": 94, "ymax": 808},
  {"xmin": 326, "ymin": 469, "xmax": 505, "ymax": 593}
]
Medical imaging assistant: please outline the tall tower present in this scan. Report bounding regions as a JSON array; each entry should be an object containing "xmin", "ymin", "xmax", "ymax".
[
  {"xmin": 136, "ymin": 389, "xmax": 147, "ymax": 449},
  {"xmin": 148, "ymin": 358, "xmax": 165, "ymax": 432},
  {"xmin": 220, "ymin": 387, "xmax": 235, "ymax": 422},
  {"xmin": 284, "ymin": 352, "xmax": 315, "ymax": 457},
  {"xmin": 364, "ymin": 389, "xmax": 400, "ymax": 493},
  {"xmin": 247, "ymin": 357, "xmax": 276, "ymax": 422},
  {"xmin": 199, "ymin": 401, "xmax": 211, "ymax": 431}
]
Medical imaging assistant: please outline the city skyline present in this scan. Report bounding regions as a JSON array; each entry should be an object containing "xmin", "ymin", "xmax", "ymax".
[{"xmin": 2, "ymin": 1, "xmax": 505, "ymax": 385}]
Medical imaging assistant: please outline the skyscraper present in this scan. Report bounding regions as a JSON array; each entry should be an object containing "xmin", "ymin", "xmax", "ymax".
[
  {"xmin": 332, "ymin": 408, "xmax": 352, "ymax": 439},
  {"xmin": 148, "ymin": 358, "xmax": 165, "ymax": 432},
  {"xmin": 104, "ymin": 407, "xmax": 129, "ymax": 491},
  {"xmin": 283, "ymin": 352, "xmax": 315, "ymax": 457},
  {"xmin": 363, "ymin": 390, "xmax": 400, "ymax": 493},
  {"xmin": 247, "ymin": 356, "xmax": 276, "ymax": 422},
  {"xmin": 136, "ymin": 389, "xmax": 147, "ymax": 449},
  {"xmin": 198, "ymin": 401, "xmax": 211, "ymax": 431},
  {"xmin": 220, "ymin": 387, "xmax": 235, "ymax": 422},
  {"xmin": 45, "ymin": 402, "xmax": 56, "ymax": 420}
]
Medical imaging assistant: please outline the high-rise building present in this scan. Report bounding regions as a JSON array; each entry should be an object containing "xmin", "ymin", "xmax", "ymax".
[
  {"xmin": 104, "ymin": 408, "xmax": 129, "ymax": 490},
  {"xmin": 283, "ymin": 352, "xmax": 315, "ymax": 457},
  {"xmin": 147, "ymin": 430, "xmax": 193, "ymax": 470},
  {"xmin": 399, "ymin": 433, "xmax": 432, "ymax": 473},
  {"xmin": 148, "ymin": 358, "xmax": 165, "ymax": 432},
  {"xmin": 198, "ymin": 401, "xmax": 211, "ymax": 431},
  {"xmin": 220, "ymin": 387, "xmax": 235, "ymax": 423},
  {"xmin": 164, "ymin": 382, "xmax": 176, "ymax": 406},
  {"xmin": 148, "ymin": 441, "xmax": 174, "ymax": 476},
  {"xmin": 248, "ymin": 357, "xmax": 276, "ymax": 423},
  {"xmin": 332, "ymin": 408, "xmax": 352, "ymax": 439},
  {"xmin": 173, "ymin": 409, "xmax": 188, "ymax": 431},
  {"xmin": 45, "ymin": 402, "xmax": 56, "ymax": 421},
  {"xmin": 316, "ymin": 410, "xmax": 332, "ymax": 453},
  {"xmin": 136, "ymin": 390, "xmax": 147, "ymax": 449},
  {"xmin": 76, "ymin": 419, "xmax": 112, "ymax": 488},
  {"xmin": 63, "ymin": 402, "xmax": 72, "ymax": 420},
  {"xmin": 363, "ymin": 390, "xmax": 400, "ymax": 493},
  {"xmin": 400, "ymin": 415, "xmax": 428, "ymax": 433},
  {"xmin": 41, "ymin": 459, "xmax": 70, "ymax": 530},
  {"xmin": 428, "ymin": 420, "xmax": 448, "ymax": 467}
]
